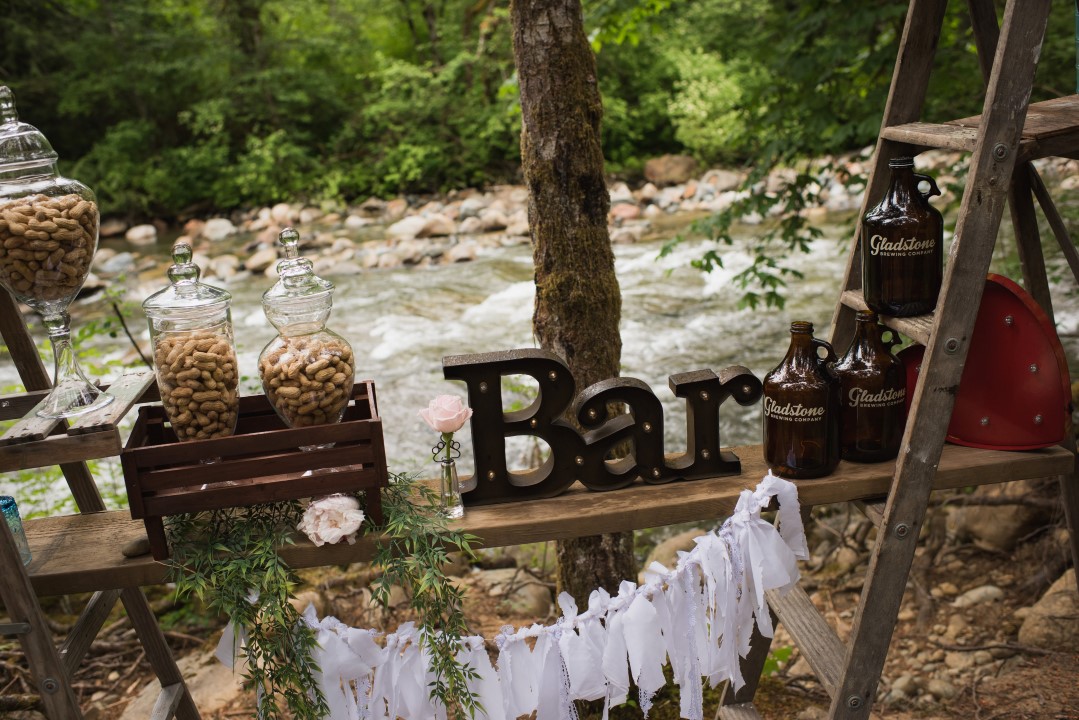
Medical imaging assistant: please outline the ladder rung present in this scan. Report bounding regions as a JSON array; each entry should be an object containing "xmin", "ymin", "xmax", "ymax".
[
  {"xmin": 59, "ymin": 589, "xmax": 121, "ymax": 677},
  {"xmin": 717, "ymin": 701, "xmax": 763, "ymax": 719},
  {"xmin": 854, "ymin": 500, "xmax": 886, "ymax": 526},
  {"xmin": 881, "ymin": 121, "xmax": 982, "ymax": 152},
  {"xmin": 150, "ymin": 682, "xmax": 185, "ymax": 720},
  {"xmin": 766, "ymin": 586, "xmax": 846, "ymax": 698},
  {"xmin": 840, "ymin": 290, "xmax": 934, "ymax": 346}
]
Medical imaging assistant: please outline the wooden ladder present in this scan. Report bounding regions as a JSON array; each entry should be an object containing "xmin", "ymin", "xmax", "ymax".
[
  {"xmin": 0, "ymin": 290, "xmax": 200, "ymax": 719},
  {"xmin": 720, "ymin": 1, "xmax": 1079, "ymax": 717}
]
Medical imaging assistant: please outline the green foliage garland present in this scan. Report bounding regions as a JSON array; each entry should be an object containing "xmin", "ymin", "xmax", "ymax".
[{"xmin": 165, "ymin": 472, "xmax": 482, "ymax": 719}]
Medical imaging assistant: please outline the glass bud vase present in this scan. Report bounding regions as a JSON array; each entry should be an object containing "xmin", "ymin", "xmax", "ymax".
[
  {"xmin": 1, "ymin": 495, "xmax": 32, "ymax": 565},
  {"xmin": 438, "ymin": 459, "xmax": 464, "ymax": 519}
]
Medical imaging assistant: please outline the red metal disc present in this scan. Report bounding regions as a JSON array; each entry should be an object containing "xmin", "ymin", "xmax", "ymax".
[{"xmin": 895, "ymin": 274, "xmax": 1070, "ymax": 450}]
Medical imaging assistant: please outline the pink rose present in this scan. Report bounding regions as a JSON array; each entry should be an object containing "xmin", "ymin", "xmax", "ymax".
[
  {"xmin": 297, "ymin": 494, "xmax": 365, "ymax": 547},
  {"xmin": 419, "ymin": 394, "xmax": 473, "ymax": 434}
]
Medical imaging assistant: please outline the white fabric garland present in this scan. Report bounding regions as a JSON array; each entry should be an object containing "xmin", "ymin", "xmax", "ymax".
[{"xmin": 216, "ymin": 471, "xmax": 808, "ymax": 719}]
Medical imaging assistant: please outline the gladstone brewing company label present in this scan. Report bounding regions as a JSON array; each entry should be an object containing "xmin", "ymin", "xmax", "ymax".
[
  {"xmin": 868, "ymin": 234, "xmax": 935, "ymax": 258},
  {"xmin": 847, "ymin": 387, "xmax": 905, "ymax": 409},
  {"xmin": 764, "ymin": 397, "xmax": 826, "ymax": 423}
]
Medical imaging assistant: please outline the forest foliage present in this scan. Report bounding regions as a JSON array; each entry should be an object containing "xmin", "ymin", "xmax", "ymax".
[{"xmin": 1, "ymin": 0, "xmax": 1075, "ymax": 219}]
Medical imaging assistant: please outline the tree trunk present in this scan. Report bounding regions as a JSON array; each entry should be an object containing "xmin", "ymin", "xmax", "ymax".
[{"xmin": 510, "ymin": 0, "xmax": 635, "ymax": 606}]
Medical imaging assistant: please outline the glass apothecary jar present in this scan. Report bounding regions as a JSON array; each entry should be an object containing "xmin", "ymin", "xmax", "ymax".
[
  {"xmin": 143, "ymin": 243, "xmax": 240, "ymax": 442},
  {"xmin": 0, "ymin": 86, "xmax": 112, "ymax": 417},
  {"xmin": 259, "ymin": 228, "xmax": 354, "ymax": 430}
]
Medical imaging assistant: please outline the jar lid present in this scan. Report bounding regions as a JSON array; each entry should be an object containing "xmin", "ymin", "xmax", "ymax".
[
  {"xmin": 0, "ymin": 87, "xmax": 59, "ymax": 175},
  {"xmin": 261, "ymin": 228, "xmax": 334, "ymax": 307},
  {"xmin": 143, "ymin": 242, "xmax": 231, "ymax": 317}
]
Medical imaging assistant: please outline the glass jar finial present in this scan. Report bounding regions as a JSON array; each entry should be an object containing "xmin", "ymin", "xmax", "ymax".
[
  {"xmin": 167, "ymin": 242, "xmax": 200, "ymax": 288},
  {"xmin": 0, "ymin": 87, "xmax": 17, "ymax": 125}
]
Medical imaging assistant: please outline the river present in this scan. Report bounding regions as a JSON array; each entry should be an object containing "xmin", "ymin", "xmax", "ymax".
[{"xmin": 5, "ymin": 211, "xmax": 1078, "ymax": 515}]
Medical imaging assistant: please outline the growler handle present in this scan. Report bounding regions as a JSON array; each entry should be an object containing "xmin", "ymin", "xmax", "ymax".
[
  {"xmin": 914, "ymin": 173, "xmax": 941, "ymax": 199},
  {"xmin": 812, "ymin": 338, "xmax": 838, "ymax": 365}
]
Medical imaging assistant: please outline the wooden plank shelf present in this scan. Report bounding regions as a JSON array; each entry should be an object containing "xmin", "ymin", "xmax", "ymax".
[
  {"xmin": 22, "ymin": 442, "xmax": 1073, "ymax": 597},
  {"xmin": 0, "ymin": 371, "xmax": 156, "ymax": 473},
  {"xmin": 880, "ymin": 94, "xmax": 1079, "ymax": 161},
  {"xmin": 839, "ymin": 290, "xmax": 934, "ymax": 346}
]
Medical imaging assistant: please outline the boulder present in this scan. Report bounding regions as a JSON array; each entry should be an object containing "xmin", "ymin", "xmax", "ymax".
[
  {"xmin": 209, "ymin": 254, "xmax": 241, "ymax": 280},
  {"xmin": 124, "ymin": 224, "xmax": 158, "ymax": 245},
  {"xmin": 644, "ymin": 154, "xmax": 699, "ymax": 186},
  {"xmin": 637, "ymin": 182, "xmax": 659, "ymax": 203},
  {"xmin": 458, "ymin": 216, "xmax": 484, "ymax": 235},
  {"xmin": 358, "ymin": 197, "xmax": 387, "ymax": 216},
  {"xmin": 245, "ymin": 247, "xmax": 278, "ymax": 273},
  {"xmin": 446, "ymin": 241, "xmax": 478, "ymax": 263},
  {"xmin": 99, "ymin": 252, "xmax": 136, "ymax": 275},
  {"xmin": 377, "ymin": 251, "xmax": 401, "ymax": 269},
  {"xmin": 479, "ymin": 209, "xmax": 509, "ymax": 232},
  {"xmin": 202, "ymin": 217, "xmax": 237, "ymax": 241},
  {"xmin": 386, "ymin": 216, "xmax": 427, "ymax": 241},
  {"xmin": 608, "ymin": 181, "xmax": 634, "ymax": 204},
  {"xmin": 384, "ymin": 198, "xmax": 408, "ymax": 219},
  {"xmin": 99, "ymin": 218, "xmax": 128, "ymax": 238},
  {"xmin": 419, "ymin": 213, "xmax": 456, "ymax": 238},
  {"xmin": 270, "ymin": 202, "xmax": 294, "ymax": 225},
  {"xmin": 611, "ymin": 226, "xmax": 644, "ymax": 245},
  {"xmin": 298, "ymin": 206, "xmax": 322, "ymax": 224},
  {"xmin": 120, "ymin": 648, "xmax": 245, "ymax": 720},
  {"xmin": 459, "ymin": 197, "xmax": 489, "ymax": 219},
  {"xmin": 328, "ymin": 260, "xmax": 363, "ymax": 276},
  {"xmin": 344, "ymin": 214, "xmax": 370, "ymax": 230},
  {"xmin": 609, "ymin": 203, "xmax": 641, "ymax": 222},
  {"xmin": 702, "ymin": 169, "xmax": 744, "ymax": 192},
  {"xmin": 1017, "ymin": 569, "xmax": 1079, "ymax": 652},
  {"xmin": 951, "ymin": 479, "xmax": 1056, "ymax": 551}
]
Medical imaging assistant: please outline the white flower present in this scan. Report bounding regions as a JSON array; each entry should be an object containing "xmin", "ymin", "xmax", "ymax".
[
  {"xmin": 297, "ymin": 494, "xmax": 365, "ymax": 547},
  {"xmin": 419, "ymin": 394, "xmax": 473, "ymax": 434}
]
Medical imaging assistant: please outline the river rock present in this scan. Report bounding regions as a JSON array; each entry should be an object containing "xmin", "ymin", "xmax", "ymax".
[
  {"xmin": 891, "ymin": 674, "xmax": 918, "ymax": 696},
  {"xmin": 952, "ymin": 480, "xmax": 1055, "ymax": 551},
  {"xmin": 637, "ymin": 182, "xmax": 659, "ymax": 203},
  {"xmin": 99, "ymin": 218, "xmax": 128, "ymax": 238},
  {"xmin": 459, "ymin": 196, "xmax": 488, "ymax": 219},
  {"xmin": 927, "ymin": 678, "xmax": 956, "ymax": 700},
  {"xmin": 377, "ymin": 251, "xmax": 401, "ymax": 269},
  {"xmin": 271, "ymin": 202, "xmax": 294, "ymax": 225},
  {"xmin": 1017, "ymin": 569, "xmax": 1079, "ymax": 652},
  {"xmin": 610, "ymin": 203, "xmax": 641, "ymax": 221},
  {"xmin": 446, "ymin": 241, "xmax": 478, "ymax": 263},
  {"xmin": 657, "ymin": 186, "xmax": 684, "ymax": 209},
  {"xmin": 245, "ymin": 247, "xmax": 278, "ymax": 273},
  {"xmin": 210, "ymin": 254, "xmax": 241, "ymax": 280},
  {"xmin": 299, "ymin": 206, "xmax": 322, "ymax": 224},
  {"xmin": 458, "ymin": 216, "xmax": 484, "ymax": 235},
  {"xmin": 682, "ymin": 181, "xmax": 699, "ymax": 200},
  {"xmin": 609, "ymin": 181, "xmax": 634, "ymax": 204},
  {"xmin": 611, "ymin": 226, "xmax": 644, "ymax": 245},
  {"xmin": 644, "ymin": 154, "xmax": 699, "ymax": 186},
  {"xmin": 702, "ymin": 168, "xmax": 743, "ymax": 192},
  {"xmin": 386, "ymin": 215, "xmax": 427, "ymax": 241},
  {"xmin": 344, "ymin": 214, "xmax": 370, "ymax": 229},
  {"xmin": 506, "ymin": 216, "xmax": 530, "ymax": 236},
  {"xmin": 952, "ymin": 584, "xmax": 1003, "ymax": 608},
  {"xmin": 203, "ymin": 217, "xmax": 237, "ymax": 241},
  {"xmin": 419, "ymin": 213, "xmax": 456, "ymax": 237},
  {"xmin": 125, "ymin": 224, "xmax": 158, "ymax": 245},
  {"xmin": 479, "ymin": 209, "xmax": 509, "ymax": 232},
  {"xmin": 384, "ymin": 198, "xmax": 408, "ymax": 219},
  {"xmin": 100, "ymin": 252, "xmax": 136, "ymax": 275},
  {"xmin": 120, "ymin": 648, "xmax": 245, "ymax": 720},
  {"xmin": 329, "ymin": 260, "xmax": 363, "ymax": 276}
]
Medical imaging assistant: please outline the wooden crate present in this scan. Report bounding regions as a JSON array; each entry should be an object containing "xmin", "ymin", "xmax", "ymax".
[{"xmin": 121, "ymin": 380, "xmax": 388, "ymax": 560}]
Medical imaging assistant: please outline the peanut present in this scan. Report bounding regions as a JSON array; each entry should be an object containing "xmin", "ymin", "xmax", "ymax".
[
  {"xmin": 259, "ymin": 335, "xmax": 354, "ymax": 428},
  {"xmin": 0, "ymin": 194, "xmax": 96, "ymax": 303},
  {"xmin": 152, "ymin": 330, "xmax": 239, "ymax": 442}
]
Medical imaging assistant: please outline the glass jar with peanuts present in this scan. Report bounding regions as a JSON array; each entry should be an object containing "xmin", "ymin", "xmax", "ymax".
[
  {"xmin": 259, "ymin": 228, "xmax": 355, "ymax": 434},
  {"xmin": 143, "ymin": 243, "xmax": 240, "ymax": 443}
]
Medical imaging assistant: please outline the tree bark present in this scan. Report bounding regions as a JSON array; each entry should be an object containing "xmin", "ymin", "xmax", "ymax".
[{"xmin": 510, "ymin": 0, "xmax": 635, "ymax": 606}]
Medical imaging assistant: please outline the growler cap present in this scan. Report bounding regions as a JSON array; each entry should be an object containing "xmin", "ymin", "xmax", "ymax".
[
  {"xmin": 0, "ymin": 86, "xmax": 59, "ymax": 174},
  {"xmin": 888, "ymin": 156, "xmax": 915, "ymax": 169},
  {"xmin": 143, "ymin": 242, "xmax": 231, "ymax": 317}
]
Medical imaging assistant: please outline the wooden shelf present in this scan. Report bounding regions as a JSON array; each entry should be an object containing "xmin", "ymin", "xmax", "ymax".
[
  {"xmin": 23, "ymin": 442, "xmax": 1073, "ymax": 597},
  {"xmin": 880, "ymin": 94, "xmax": 1079, "ymax": 161},
  {"xmin": 840, "ymin": 290, "xmax": 934, "ymax": 345},
  {"xmin": 0, "ymin": 371, "xmax": 155, "ymax": 473}
]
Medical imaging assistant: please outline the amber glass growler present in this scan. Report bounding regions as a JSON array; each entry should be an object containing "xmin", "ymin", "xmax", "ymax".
[
  {"xmin": 763, "ymin": 322, "xmax": 840, "ymax": 479},
  {"xmin": 862, "ymin": 157, "xmax": 944, "ymax": 317},
  {"xmin": 834, "ymin": 311, "xmax": 906, "ymax": 462}
]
